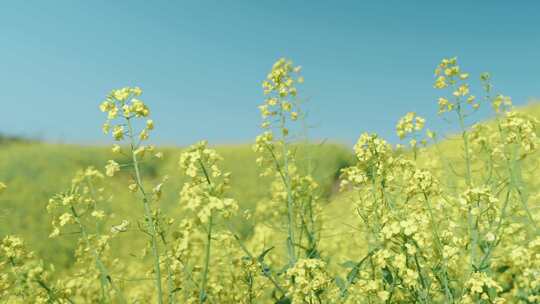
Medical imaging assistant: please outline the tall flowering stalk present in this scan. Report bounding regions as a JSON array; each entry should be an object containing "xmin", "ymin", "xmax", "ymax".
[
  {"xmin": 252, "ymin": 58, "xmax": 332, "ymax": 303},
  {"xmin": 435, "ymin": 58, "xmax": 485, "ymax": 278},
  {"xmin": 396, "ymin": 113, "xmax": 455, "ymax": 300},
  {"xmin": 178, "ymin": 141, "xmax": 238, "ymax": 303},
  {"xmin": 100, "ymin": 87, "xmax": 165, "ymax": 303},
  {"xmin": 434, "ymin": 57, "xmax": 477, "ymax": 186},
  {"xmin": 488, "ymin": 89, "xmax": 538, "ymax": 231},
  {"xmin": 254, "ymin": 58, "xmax": 305, "ymax": 267},
  {"xmin": 340, "ymin": 133, "xmax": 441, "ymax": 302}
]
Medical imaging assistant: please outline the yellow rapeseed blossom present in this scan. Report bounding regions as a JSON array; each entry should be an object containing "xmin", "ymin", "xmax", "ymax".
[
  {"xmin": 461, "ymin": 272, "xmax": 504, "ymax": 303},
  {"xmin": 492, "ymin": 94, "xmax": 512, "ymax": 113},
  {"xmin": 112, "ymin": 125, "xmax": 124, "ymax": 141},
  {"xmin": 434, "ymin": 57, "xmax": 481, "ymax": 114},
  {"xmin": 111, "ymin": 144, "xmax": 121, "ymax": 153},
  {"xmin": 285, "ymin": 259, "xmax": 331, "ymax": 302},
  {"xmin": 396, "ymin": 112, "xmax": 426, "ymax": 139},
  {"xmin": 178, "ymin": 141, "xmax": 238, "ymax": 223},
  {"xmin": 259, "ymin": 58, "xmax": 303, "ymax": 135},
  {"xmin": 105, "ymin": 160, "xmax": 120, "ymax": 177},
  {"xmin": 3, "ymin": 56, "xmax": 539, "ymax": 304}
]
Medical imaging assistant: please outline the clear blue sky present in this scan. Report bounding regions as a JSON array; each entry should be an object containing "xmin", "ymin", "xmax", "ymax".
[{"xmin": 1, "ymin": 1, "xmax": 539, "ymax": 146}]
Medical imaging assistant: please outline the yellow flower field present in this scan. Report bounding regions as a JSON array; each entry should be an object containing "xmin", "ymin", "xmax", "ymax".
[{"xmin": 0, "ymin": 57, "xmax": 539, "ymax": 303}]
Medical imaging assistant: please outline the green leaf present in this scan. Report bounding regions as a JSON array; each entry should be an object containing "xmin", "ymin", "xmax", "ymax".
[
  {"xmin": 275, "ymin": 296, "xmax": 291, "ymax": 304},
  {"xmin": 340, "ymin": 260, "xmax": 357, "ymax": 269},
  {"xmin": 257, "ymin": 246, "xmax": 275, "ymax": 263}
]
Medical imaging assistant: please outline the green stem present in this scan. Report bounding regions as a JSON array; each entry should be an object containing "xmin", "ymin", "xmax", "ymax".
[
  {"xmin": 227, "ymin": 224, "xmax": 286, "ymax": 295},
  {"xmin": 422, "ymin": 193, "xmax": 454, "ymax": 302},
  {"xmin": 456, "ymin": 103, "xmax": 472, "ymax": 186},
  {"xmin": 71, "ymin": 206, "xmax": 107, "ymax": 302},
  {"xmin": 455, "ymin": 102, "xmax": 478, "ymax": 274},
  {"xmin": 127, "ymin": 118, "xmax": 163, "ymax": 304},
  {"xmin": 165, "ymin": 256, "xmax": 176, "ymax": 304},
  {"xmin": 299, "ymin": 106, "xmax": 319, "ymax": 256},
  {"xmin": 412, "ymin": 252, "xmax": 431, "ymax": 303},
  {"xmin": 280, "ymin": 109, "xmax": 297, "ymax": 266},
  {"xmin": 197, "ymin": 160, "xmax": 216, "ymax": 303},
  {"xmin": 477, "ymin": 190, "xmax": 511, "ymax": 270},
  {"xmin": 199, "ymin": 213, "xmax": 213, "ymax": 303}
]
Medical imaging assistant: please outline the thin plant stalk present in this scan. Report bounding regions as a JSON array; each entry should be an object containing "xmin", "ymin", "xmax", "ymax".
[
  {"xmin": 455, "ymin": 101, "xmax": 478, "ymax": 272},
  {"xmin": 127, "ymin": 117, "xmax": 164, "ymax": 304},
  {"xmin": 198, "ymin": 160, "xmax": 215, "ymax": 303},
  {"xmin": 199, "ymin": 212, "xmax": 213, "ymax": 303},
  {"xmin": 279, "ymin": 107, "xmax": 297, "ymax": 266}
]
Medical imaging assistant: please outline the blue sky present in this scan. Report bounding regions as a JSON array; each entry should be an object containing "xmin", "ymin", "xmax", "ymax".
[{"xmin": 1, "ymin": 1, "xmax": 539, "ymax": 146}]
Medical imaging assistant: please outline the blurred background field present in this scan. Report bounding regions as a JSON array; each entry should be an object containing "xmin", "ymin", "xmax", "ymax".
[{"xmin": 0, "ymin": 140, "xmax": 354, "ymax": 270}]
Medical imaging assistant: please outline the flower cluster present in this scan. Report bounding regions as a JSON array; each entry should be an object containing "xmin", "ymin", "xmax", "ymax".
[
  {"xmin": 396, "ymin": 112, "xmax": 425, "ymax": 139},
  {"xmin": 340, "ymin": 133, "xmax": 397, "ymax": 190},
  {"xmin": 461, "ymin": 272, "xmax": 504, "ymax": 304},
  {"xmin": 179, "ymin": 141, "xmax": 238, "ymax": 223},
  {"xmin": 491, "ymin": 94, "xmax": 513, "ymax": 113},
  {"xmin": 0, "ymin": 236, "xmax": 66, "ymax": 302},
  {"xmin": 45, "ymin": 167, "xmax": 128, "ymax": 302},
  {"xmin": 99, "ymin": 87, "xmax": 152, "ymax": 141},
  {"xmin": 254, "ymin": 58, "xmax": 304, "ymax": 179},
  {"xmin": 500, "ymin": 111, "xmax": 538, "ymax": 157},
  {"xmin": 47, "ymin": 167, "xmax": 109, "ymax": 238},
  {"xmin": 260, "ymin": 58, "xmax": 303, "ymax": 131},
  {"xmin": 285, "ymin": 259, "xmax": 331, "ymax": 303},
  {"xmin": 434, "ymin": 57, "xmax": 478, "ymax": 114}
]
